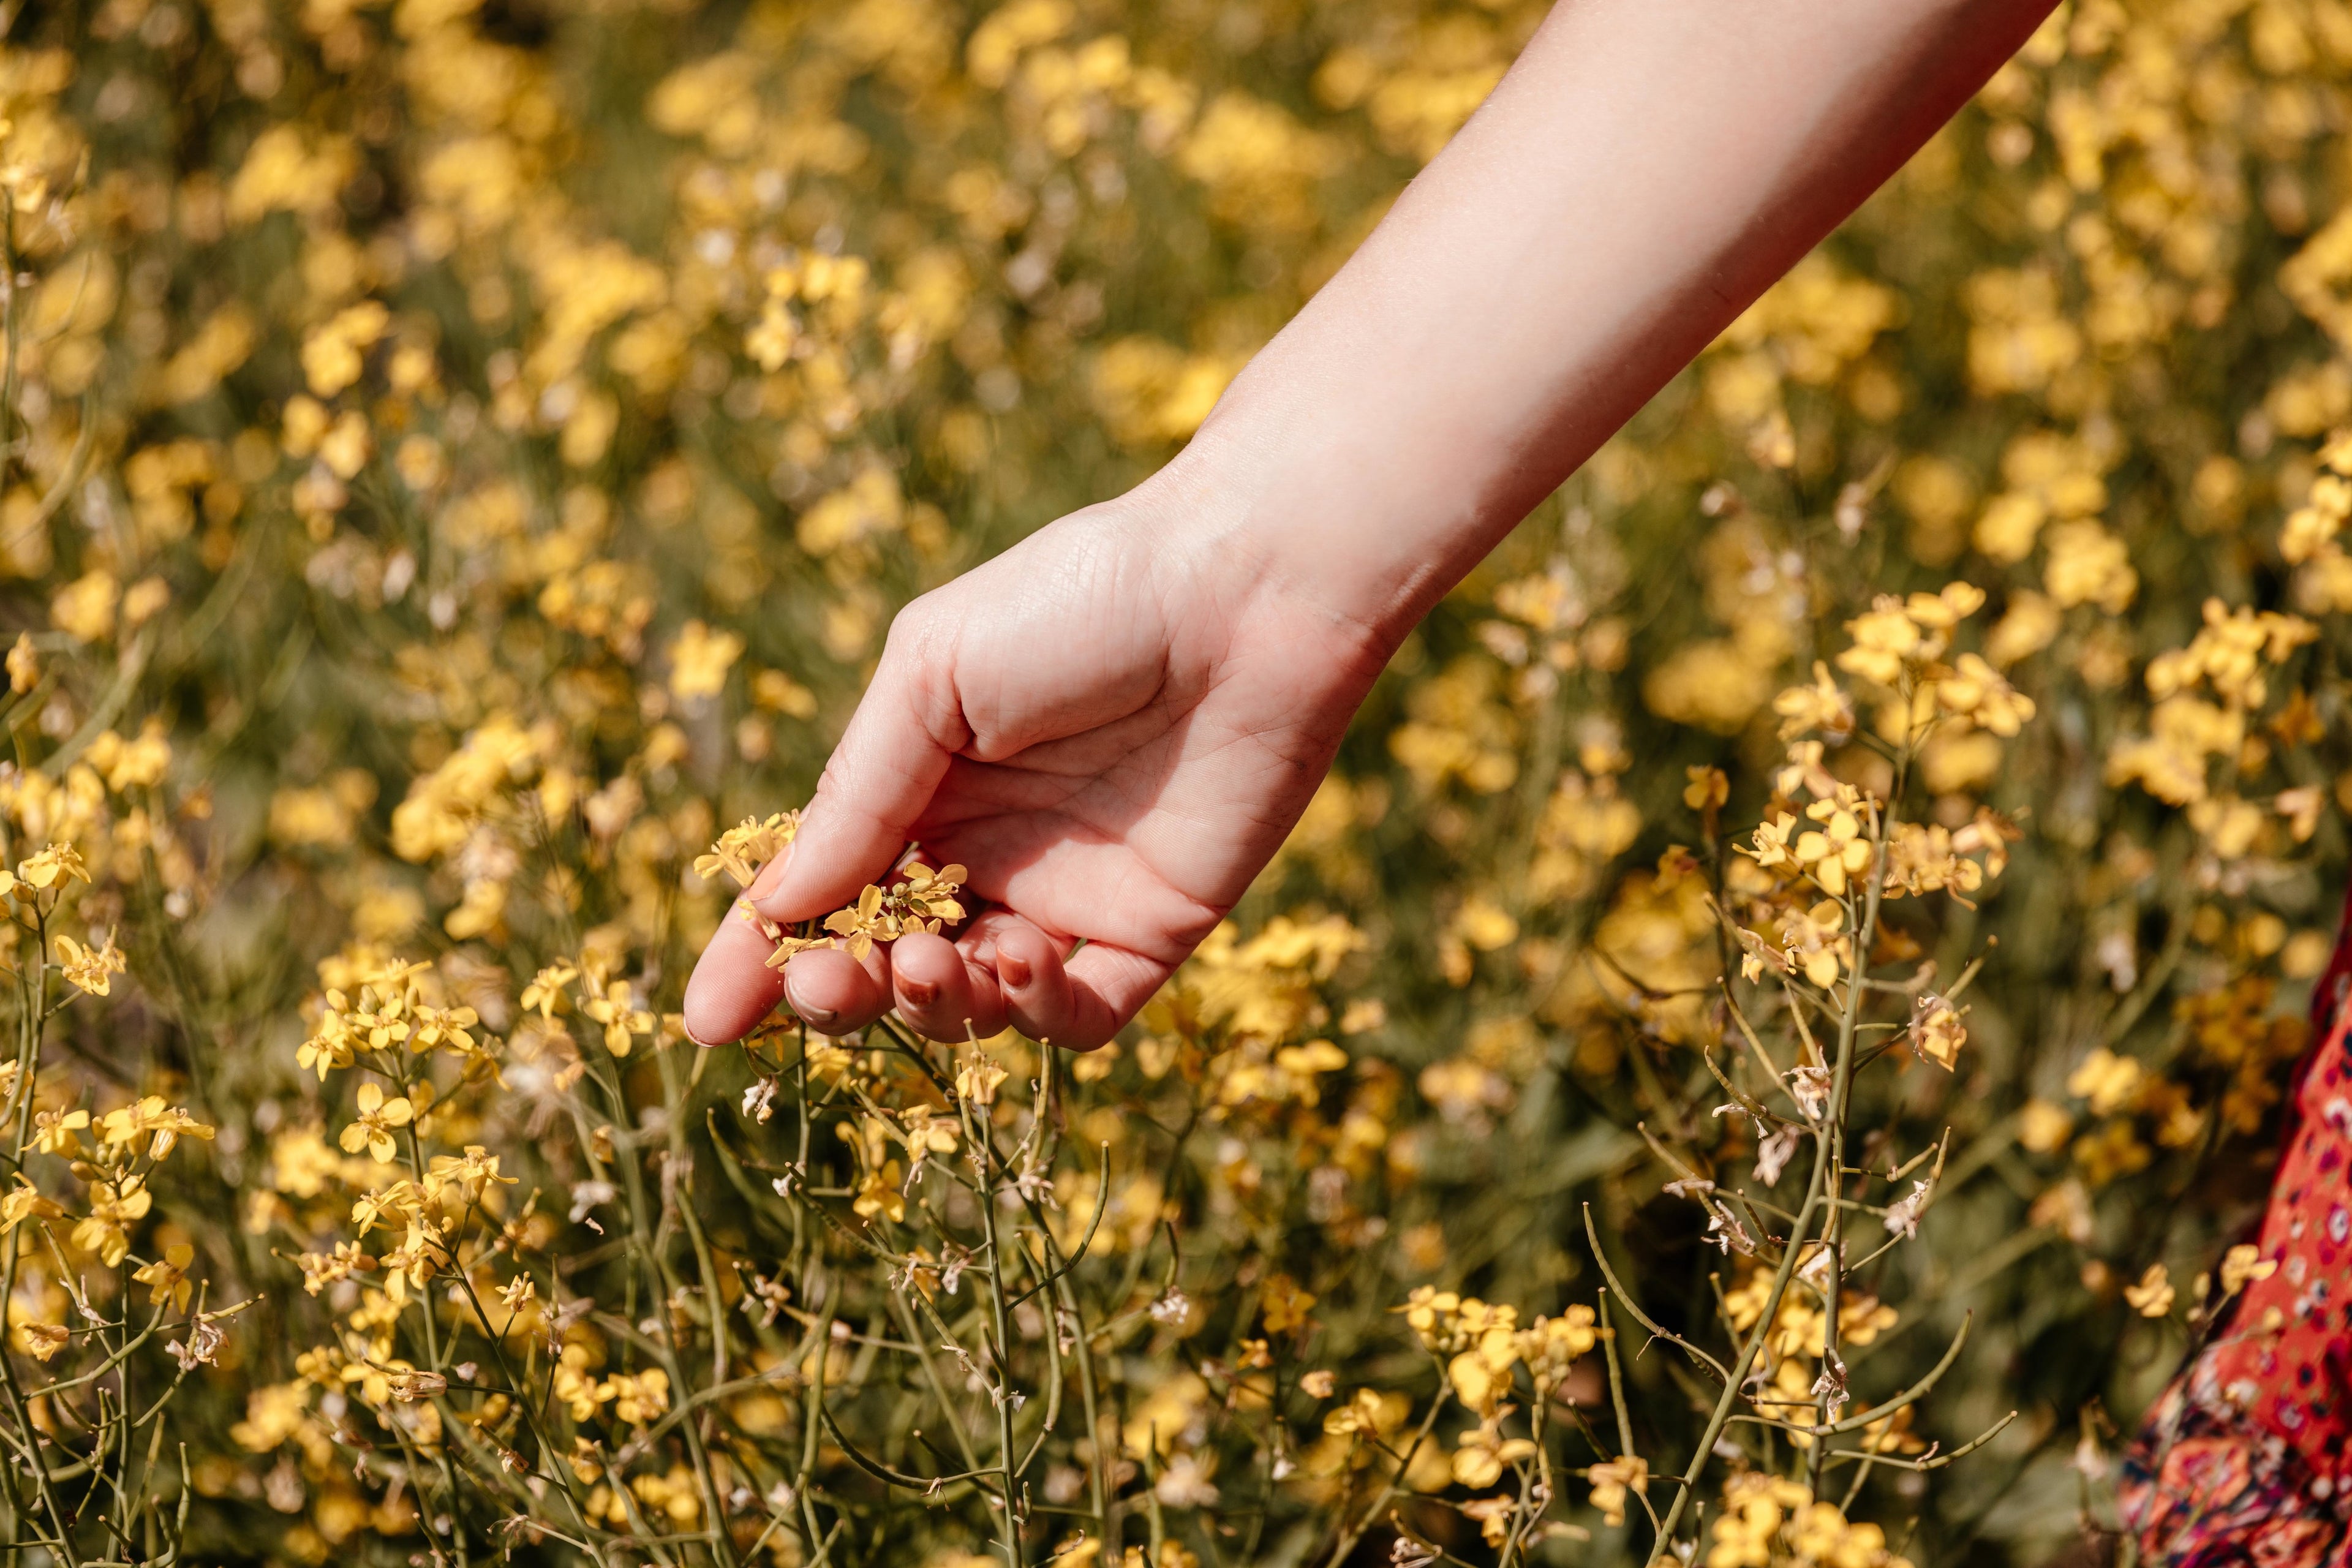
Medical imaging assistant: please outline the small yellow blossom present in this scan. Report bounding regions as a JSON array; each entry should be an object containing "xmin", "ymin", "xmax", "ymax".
[
  {"xmin": 55, "ymin": 933, "xmax": 126, "ymax": 997},
  {"xmin": 99, "ymin": 1097, "xmax": 214, "ymax": 1161},
  {"xmin": 956, "ymin": 1054, "xmax": 1009, "ymax": 1106},
  {"xmin": 694, "ymin": 812, "xmax": 799, "ymax": 888},
  {"xmin": 602, "ymin": 1367, "xmax": 670, "ymax": 1425},
  {"xmin": 16, "ymin": 844, "xmax": 90, "ymax": 893},
  {"xmin": 409, "ymin": 1003, "xmax": 480, "ymax": 1057},
  {"xmin": 1517, "ymin": 1306, "xmax": 1598, "ymax": 1394},
  {"xmin": 377, "ymin": 1217, "xmax": 444, "ymax": 1304},
  {"xmin": 1792, "ymin": 797, "xmax": 1875, "ymax": 898},
  {"xmin": 2124, "ymin": 1264, "xmax": 2175, "ymax": 1318},
  {"xmin": 50, "ymin": 571, "xmax": 119, "ymax": 644},
  {"xmin": 339, "ymin": 1082, "xmax": 415, "ymax": 1164},
  {"xmin": 74, "ymin": 1174, "xmax": 154, "ymax": 1266},
  {"xmin": 1321, "ymin": 1387, "xmax": 1395, "ymax": 1438},
  {"xmin": 1836, "ymin": 598, "xmax": 1924, "ymax": 685},
  {"xmin": 1587, "ymin": 1455, "xmax": 1648, "ymax": 1528},
  {"xmin": 29, "ymin": 1108, "xmax": 88, "ymax": 1156},
  {"xmin": 1452, "ymin": 1419, "xmax": 1537, "ymax": 1488},
  {"xmin": 2221, "ymin": 1243, "xmax": 2278, "ymax": 1296},
  {"xmin": 15, "ymin": 1321, "xmax": 68, "ymax": 1362},
  {"xmin": 851, "ymin": 1161, "xmax": 907, "ymax": 1224},
  {"xmin": 1789, "ymin": 1498, "xmax": 1914, "ymax": 1568},
  {"xmin": 424, "ymin": 1145, "xmax": 514, "ymax": 1203},
  {"xmin": 667, "ymin": 619, "xmax": 745, "ymax": 701},
  {"xmin": 1934, "ymin": 653, "xmax": 2036, "ymax": 736},
  {"xmin": 2018, "ymin": 1099, "xmax": 2075, "ymax": 1153},
  {"xmin": 0, "ymin": 1178, "xmax": 64, "ymax": 1232},
  {"xmin": 775, "ymin": 862, "xmax": 970, "ymax": 965},
  {"xmin": 2065, "ymin": 1048, "xmax": 2144, "ymax": 1115},
  {"xmin": 519, "ymin": 964, "xmax": 576, "ymax": 1020},
  {"xmin": 581, "ymin": 974, "xmax": 655, "ymax": 1058},
  {"xmin": 133, "ymin": 1242, "xmax": 197, "ymax": 1313},
  {"xmin": 1261, "ymin": 1273, "xmax": 1317, "ymax": 1335},
  {"xmin": 1747, "ymin": 813, "xmax": 1800, "ymax": 872},
  {"xmin": 1773, "ymin": 662, "xmax": 1855, "ymax": 741},
  {"xmin": 1910, "ymin": 996, "xmax": 1967, "ymax": 1071}
]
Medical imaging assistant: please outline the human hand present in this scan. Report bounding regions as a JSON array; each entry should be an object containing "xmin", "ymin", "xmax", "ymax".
[
  {"xmin": 680, "ymin": 475, "xmax": 1393, "ymax": 1050},
  {"xmin": 680, "ymin": 0, "xmax": 2048, "ymax": 1055}
]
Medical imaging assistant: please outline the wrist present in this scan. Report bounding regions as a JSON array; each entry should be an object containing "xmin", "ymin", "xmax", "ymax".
[{"xmin": 1132, "ymin": 383, "xmax": 1490, "ymax": 657}]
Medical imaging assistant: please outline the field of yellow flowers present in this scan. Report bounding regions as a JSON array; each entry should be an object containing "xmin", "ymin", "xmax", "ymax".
[{"xmin": 0, "ymin": 0, "xmax": 2348, "ymax": 1563}]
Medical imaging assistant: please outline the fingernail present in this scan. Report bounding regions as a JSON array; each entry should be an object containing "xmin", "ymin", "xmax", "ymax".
[
  {"xmin": 785, "ymin": 970, "xmax": 837, "ymax": 1028},
  {"xmin": 748, "ymin": 842, "xmax": 795, "ymax": 918},
  {"xmin": 902, "ymin": 978, "xmax": 938, "ymax": 1007},
  {"xmin": 1000, "ymin": 952, "xmax": 1033, "ymax": 989}
]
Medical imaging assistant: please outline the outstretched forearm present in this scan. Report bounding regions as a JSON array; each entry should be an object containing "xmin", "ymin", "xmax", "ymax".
[
  {"xmin": 682, "ymin": 0, "xmax": 2059, "ymax": 1050},
  {"xmin": 1169, "ymin": 0, "xmax": 2054, "ymax": 641}
]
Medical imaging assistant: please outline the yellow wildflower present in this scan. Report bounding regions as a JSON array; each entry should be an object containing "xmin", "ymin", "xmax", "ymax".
[
  {"xmin": 2124, "ymin": 1264, "xmax": 2175, "ymax": 1318},
  {"xmin": 54, "ymin": 933, "xmax": 126, "ymax": 997},
  {"xmin": 16, "ymin": 843, "xmax": 89, "ymax": 892},
  {"xmin": 424, "ymin": 1145, "xmax": 514, "ymax": 1203},
  {"xmin": 694, "ymin": 812, "xmax": 799, "ymax": 888},
  {"xmin": 133, "ymin": 1242, "xmax": 197, "ymax": 1312},
  {"xmin": 604, "ymin": 1368, "xmax": 670, "ymax": 1425},
  {"xmin": 29, "ymin": 1108, "xmax": 88, "ymax": 1155},
  {"xmin": 1587, "ymin": 1455, "xmax": 1648, "ymax": 1528},
  {"xmin": 0, "ymin": 1178, "xmax": 64, "ymax": 1231},
  {"xmin": 581, "ymin": 974, "xmax": 654, "ymax": 1058},
  {"xmin": 15, "ymin": 1321, "xmax": 67, "ymax": 1362},
  {"xmin": 1909, "ymin": 996, "xmax": 1967, "ymax": 1071},
  {"xmin": 2065, "ymin": 1048, "xmax": 2143, "ymax": 1115},
  {"xmin": 98, "ymin": 1097, "xmax": 214, "ymax": 1161},
  {"xmin": 1772, "ymin": 662, "xmax": 1855, "ymax": 741},
  {"xmin": 519, "ymin": 964, "xmax": 576, "ymax": 1020},
  {"xmin": 339, "ymin": 1082, "xmax": 415, "ymax": 1164},
  {"xmin": 667, "ymin": 619, "xmax": 745, "ymax": 701},
  {"xmin": 74, "ymin": 1174, "xmax": 154, "ymax": 1265},
  {"xmin": 2221, "ymin": 1243, "xmax": 2278, "ymax": 1296}
]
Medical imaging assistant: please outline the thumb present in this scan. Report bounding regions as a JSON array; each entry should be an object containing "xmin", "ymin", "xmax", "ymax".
[{"xmin": 755, "ymin": 630, "xmax": 967, "ymax": 924}]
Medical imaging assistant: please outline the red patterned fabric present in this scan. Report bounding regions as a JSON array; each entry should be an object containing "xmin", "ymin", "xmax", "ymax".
[
  {"xmin": 2121, "ymin": 1354, "xmax": 2350, "ymax": 1567},
  {"xmin": 2205, "ymin": 894, "xmax": 2352, "ymax": 1478},
  {"xmin": 2122, "ymin": 884, "xmax": 2352, "ymax": 1564}
]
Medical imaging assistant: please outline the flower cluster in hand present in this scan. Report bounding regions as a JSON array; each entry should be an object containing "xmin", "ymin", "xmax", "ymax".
[{"xmin": 759, "ymin": 856, "xmax": 968, "ymax": 964}]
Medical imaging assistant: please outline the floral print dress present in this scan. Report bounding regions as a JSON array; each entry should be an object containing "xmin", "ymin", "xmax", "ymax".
[{"xmin": 2122, "ymin": 903, "xmax": 2352, "ymax": 1566}]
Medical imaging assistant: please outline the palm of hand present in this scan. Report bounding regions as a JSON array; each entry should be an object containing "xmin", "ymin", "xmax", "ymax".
[{"xmin": 681, "ymin": 506, "xmax": 1385, "ymax": 1050}]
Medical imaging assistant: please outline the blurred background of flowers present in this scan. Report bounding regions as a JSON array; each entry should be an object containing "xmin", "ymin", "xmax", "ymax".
[{"xmin": 0, "ymin": 0, "xmax": 2348, "ymax": 1562}]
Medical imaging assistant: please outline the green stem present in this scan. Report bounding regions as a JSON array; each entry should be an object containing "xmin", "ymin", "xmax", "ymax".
[
  {"xmin": 1641, "ymin": 795, "xmax": 1895, "ymax": 1561},
  {"xmin": 970, "ymin": 1099, "xmax": 1027, "ymax": 1568}
]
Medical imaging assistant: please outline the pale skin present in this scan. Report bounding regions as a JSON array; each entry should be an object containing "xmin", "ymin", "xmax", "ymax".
[{"xmin": 682, "ymin": 0, "xmax": 2059, "ymax": 1052}]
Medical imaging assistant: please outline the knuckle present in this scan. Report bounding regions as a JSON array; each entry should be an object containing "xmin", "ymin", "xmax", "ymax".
[{"xmin": 881, "ymin": 594, "xmax": 951, "ymax": 662}]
